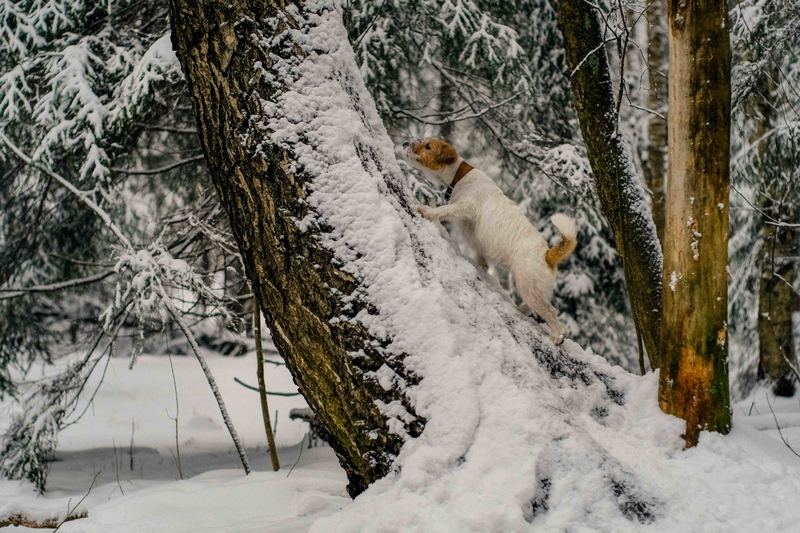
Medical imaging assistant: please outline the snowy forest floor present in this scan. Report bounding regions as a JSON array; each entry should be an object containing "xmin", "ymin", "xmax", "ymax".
[{"xmin": 2, "ymin": 349, "xmax": 800, "ymax": 532}]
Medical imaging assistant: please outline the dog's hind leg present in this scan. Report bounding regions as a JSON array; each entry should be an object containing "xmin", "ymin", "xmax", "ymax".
[
  {"xmin": 513, "ymin": 265, "xmax": 565, "ymax": 345},
  {"xmin": 530, "ymin": 299, "xmax": 565, "ymax": 346}
]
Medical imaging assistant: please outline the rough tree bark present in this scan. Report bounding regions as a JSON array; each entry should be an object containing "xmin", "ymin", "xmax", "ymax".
[
  {"xmin": 659, "ymin": 0, "xmax": 732, "ymax": 447},
  {"xmin": 169, "ymin": 0, "xmax": 422, "ymax": 496},
  {"xmin": 555, "ymin": 1, "xmax": 664, "ymax": 368},
  {"xmin": 643, "ymin": 0, "xmax": 668, "ymax": 246}
]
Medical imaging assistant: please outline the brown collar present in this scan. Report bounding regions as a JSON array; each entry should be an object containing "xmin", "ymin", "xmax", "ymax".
[{"xmin": 444, "ymin": 161, "xmax": 473, "ymax": 202}]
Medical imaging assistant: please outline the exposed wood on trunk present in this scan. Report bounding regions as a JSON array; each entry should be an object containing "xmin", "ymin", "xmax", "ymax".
[
  {"xmin": 659, "ymin": 0, "xmax": 732, "ymax": 447},
  {"xmin": 555, "ymin": 0, "xmax": 664, "ymax": 368},
  {"xmin": 169, "ymin": 0, "xmax": 421, "ymax": 496}
]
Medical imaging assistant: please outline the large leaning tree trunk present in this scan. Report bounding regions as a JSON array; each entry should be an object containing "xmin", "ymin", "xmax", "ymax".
[
  {"xmin": 169, "ymin": 0, "xmax": 650, "ymax": 520},
  {"xmin": 556, "ymin": 1, "xmax": 664, "ymax": 368},
  {"xmin": 169, "ymin": 0, "xmax": 421, "ymax": 495},
  {"xmin": 659, "ymin": 0, "xmax": 732, "ymax": 447}
]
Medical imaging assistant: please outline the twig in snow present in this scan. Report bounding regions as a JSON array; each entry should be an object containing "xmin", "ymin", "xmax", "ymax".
[
  {"xmin": 129, "ymin": 419, "xmax": 135, "ymax": 472},
  {"xmin": 167, "ymin": 353, "xmax": 183, "ymax": 479},
  {"xmin": 112, "ymin": 440, "xmax": 124, "ymax": 496},
  {"xmin": 52, "ymin": 471, "xmax": 100, "ymax": 532},
  {"xmin": 287, "ymin": 434, "xmax": 306, "ymax": 478},
  {"xmin": 255, "ymin": 302, "xmax": 280, "ymax": 471},
  {"xmin": 765, "ymin": 392, "xmax": 800, "ymax": 459}
]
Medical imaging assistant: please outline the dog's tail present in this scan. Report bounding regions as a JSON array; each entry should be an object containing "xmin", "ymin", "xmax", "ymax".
[{"xmin": 545, "ymin": 213, "xmax": 577, "ymax": 269}]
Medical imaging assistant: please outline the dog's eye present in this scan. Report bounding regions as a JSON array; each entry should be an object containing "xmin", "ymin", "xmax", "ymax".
[{"xmin": 425, "ymin": 143, "xmax": 430, "ymax": 149}]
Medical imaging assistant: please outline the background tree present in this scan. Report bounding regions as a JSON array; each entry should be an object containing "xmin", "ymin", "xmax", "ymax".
[
  {"xmin": 728, "ymin": 0, "xmax": 800, "ymax": 399},
  {"xmin": 555, "ymin": 0, "xmax": 664, "ymax": 369}
]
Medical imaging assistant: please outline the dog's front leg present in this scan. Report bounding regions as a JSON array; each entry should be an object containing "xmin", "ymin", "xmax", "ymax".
[{"xmin": 417, "ymin": 202, "xmax": 475, "ymax": 223}]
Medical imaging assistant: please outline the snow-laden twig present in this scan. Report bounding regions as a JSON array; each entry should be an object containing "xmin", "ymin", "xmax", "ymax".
[
  {"xmin": 0, "ymin": 270, "xmax": 114, "ymax": 299},
  {"xmin": 0, "ymin": 132, "xmax": 133, "ymax": 250}
]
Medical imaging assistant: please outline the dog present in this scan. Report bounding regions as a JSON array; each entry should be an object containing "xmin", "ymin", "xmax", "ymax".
[{"xmin": 403, "ymin": 138, "xmax": 576, "ymax": 345}]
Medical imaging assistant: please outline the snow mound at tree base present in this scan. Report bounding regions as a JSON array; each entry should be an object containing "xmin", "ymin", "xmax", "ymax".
[{"xmin": 315, "ymin": 369, "xmax": 800, "ymax": 532}]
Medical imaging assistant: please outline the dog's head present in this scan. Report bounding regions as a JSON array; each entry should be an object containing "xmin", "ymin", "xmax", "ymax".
[{"xmin": 403, "ymin": 138, "xmax": 459, "ymax": 182}]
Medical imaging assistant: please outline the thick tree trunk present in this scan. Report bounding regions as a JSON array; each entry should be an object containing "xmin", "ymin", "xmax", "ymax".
[
  {"xmin": 643, "ymin": 1, "xmax": 668, "ymax": 246},
  {"xmin": 169, "ymin": 0, "xmax": 421, "ymax": 496},
  {"xmin": 555, "ymin": 1, "xmax": 664, "ymax": 368},
  {"xmin": 659, "ymin": 0, "xmax": 732, "ymax": 447}
]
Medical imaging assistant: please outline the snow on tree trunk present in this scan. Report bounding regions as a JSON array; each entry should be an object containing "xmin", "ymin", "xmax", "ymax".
[
  {"xmin": 659, "ymin": 0, "xmax": 732, "ymax": 447},
  {"xmin": 555, "ymin": 0, "xmax": 664, "ymax": 368},
  {"xmin": 169, "ymin": 0, "xmax": 664, "ymax": 524}
]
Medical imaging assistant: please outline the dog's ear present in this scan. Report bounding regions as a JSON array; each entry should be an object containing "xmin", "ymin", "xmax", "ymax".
[{"xmin": 435, "ymin": 142, "xmax": 457, "ymax": 166}]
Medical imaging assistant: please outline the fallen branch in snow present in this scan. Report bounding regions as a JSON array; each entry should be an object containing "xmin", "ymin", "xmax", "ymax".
[{"xmin": 0, "ymin": 512, "xmax": 88, "ymax": 529}]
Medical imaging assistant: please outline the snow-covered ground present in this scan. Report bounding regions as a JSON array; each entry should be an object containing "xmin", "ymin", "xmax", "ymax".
[
  {"xmin": 2, "ymin": 348, "xmax": 800, "ymax": 532},
  {"xmin": 0, "ymin": 350, "xmax": 351, "ymax": 531}
]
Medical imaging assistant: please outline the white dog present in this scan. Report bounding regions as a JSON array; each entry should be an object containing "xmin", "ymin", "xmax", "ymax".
[{"xmin": 404, "ymin": 138, "xmax": 576, "ymax": 345}]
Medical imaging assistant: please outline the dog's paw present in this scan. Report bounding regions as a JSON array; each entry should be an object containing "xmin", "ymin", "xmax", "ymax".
[
  {"xmin": 553, "ymin": 333, "xmax": 565, "ymax": 346},
  {"xmin": 417, "ymin": 205, "xmax": 436, "ymax": 221}
]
